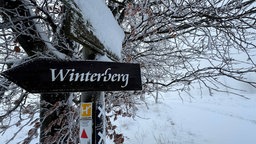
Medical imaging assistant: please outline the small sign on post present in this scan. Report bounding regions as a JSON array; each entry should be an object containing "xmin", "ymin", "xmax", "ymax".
[
  {"xmin": 80, "ymin": 120, "xmax": 92, "ymax": 144},
  {"xmin": 80, "ymin": 102, "xmax": 93, "ymax": 144},
  {"xmin": 81, "ymin": 103, "xmax": 93, "ymax": 119}
]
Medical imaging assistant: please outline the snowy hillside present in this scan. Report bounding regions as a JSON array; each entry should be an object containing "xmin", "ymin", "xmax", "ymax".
[{"xmin": 107, "ymin": 92, "xmax": 256, "ymax": 144}]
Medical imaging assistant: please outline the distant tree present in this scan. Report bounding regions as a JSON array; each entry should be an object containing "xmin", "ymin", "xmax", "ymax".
[{"xmin": 1, "ymin": 0, "xmax": 256, "ymax": 144}]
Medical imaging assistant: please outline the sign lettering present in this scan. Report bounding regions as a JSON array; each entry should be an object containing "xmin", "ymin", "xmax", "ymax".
[{"xmin": 50, "ymin": 68, "xmax": 129, "ymax": 88}]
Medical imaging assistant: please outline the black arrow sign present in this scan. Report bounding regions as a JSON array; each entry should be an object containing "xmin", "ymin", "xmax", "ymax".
[{"xmin": 1, "ymin": 58, "xmax": 142, "ymax": 93}]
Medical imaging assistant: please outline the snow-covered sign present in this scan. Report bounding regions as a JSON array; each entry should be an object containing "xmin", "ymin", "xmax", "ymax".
[{"xmin": 74, "ymin": 0, "xmax": 125, "ymax": 59}]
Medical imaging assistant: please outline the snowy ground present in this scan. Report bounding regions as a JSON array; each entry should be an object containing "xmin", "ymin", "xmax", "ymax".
[
  {"xmin": 108, "ymin": 91, "xmax": 256, "ymax": 144},
  {"xmin": 1, "ymin": 90, "xmax": 256, "ymax": 144}
]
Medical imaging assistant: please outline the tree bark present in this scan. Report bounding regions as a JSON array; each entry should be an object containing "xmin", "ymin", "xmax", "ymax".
[{"xmin": 2, "ymin": 1, "xmax": 71, "ymax": 143}]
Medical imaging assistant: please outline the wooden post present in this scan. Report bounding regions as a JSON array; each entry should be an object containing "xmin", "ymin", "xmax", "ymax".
[
  {"xmin": 80, "ymin": 92, "xmax": 105, "ymax": 144},
  {"xmin": 80, "ymin": 49, "xmax": 106, "ymax": 144}
]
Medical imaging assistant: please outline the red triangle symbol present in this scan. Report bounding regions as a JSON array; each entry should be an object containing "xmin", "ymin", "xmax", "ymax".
[{"xmin": 81, "ymin": 129, "xmax": 88, "ymax": 138}]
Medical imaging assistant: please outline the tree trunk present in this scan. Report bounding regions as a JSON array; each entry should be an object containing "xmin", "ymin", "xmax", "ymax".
[{"xmin": 2, "ymin": 1, "xmax": 71, "ymax": 143}]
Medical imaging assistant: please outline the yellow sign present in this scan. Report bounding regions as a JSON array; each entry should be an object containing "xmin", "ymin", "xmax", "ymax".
[{"xmin": 81, "ymin": 103, "xmax": 92, "ymax": 118}]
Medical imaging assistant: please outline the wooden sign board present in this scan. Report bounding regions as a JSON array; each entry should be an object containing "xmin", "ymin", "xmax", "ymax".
[{"xmin": 1, "ymin": 58, "xmax": 142, "ymax": 93}]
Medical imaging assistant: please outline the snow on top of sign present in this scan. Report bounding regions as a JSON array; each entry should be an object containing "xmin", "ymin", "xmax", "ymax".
[
  {"xmin": 74, "ymin": 0, "xmax": 125, "ymax": 59},
  {"xmin": 96, "ymin": 54, "xmax": 112, "ymax": 62}
]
